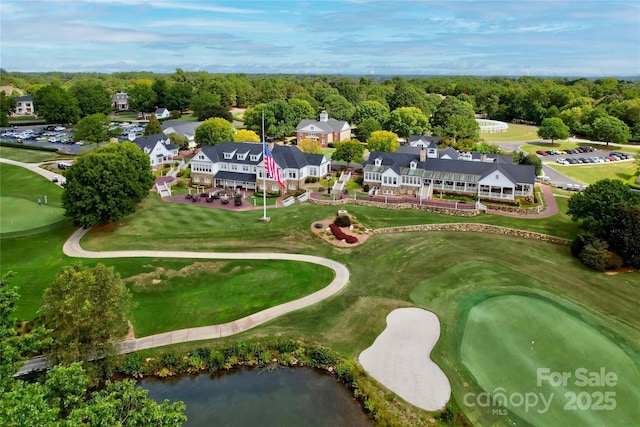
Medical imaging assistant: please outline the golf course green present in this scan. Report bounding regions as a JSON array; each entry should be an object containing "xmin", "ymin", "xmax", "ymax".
[
  {"xmin": 0, "ymin": 196, "xmax": 65, "ymax": 235},
  {"xmin": 460, "ymin": 295, "xmax": 640, "ymax": 426}
]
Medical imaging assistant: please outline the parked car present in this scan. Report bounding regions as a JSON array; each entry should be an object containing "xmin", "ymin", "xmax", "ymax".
[{"xmin": 556, "ymin": 158, "xmax": 569, "ymax": 165}]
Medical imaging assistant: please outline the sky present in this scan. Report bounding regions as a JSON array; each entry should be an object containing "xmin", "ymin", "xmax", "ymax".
[{"xmin": 1, "ymin": 0, "xmax": 639, "ymax": 77}]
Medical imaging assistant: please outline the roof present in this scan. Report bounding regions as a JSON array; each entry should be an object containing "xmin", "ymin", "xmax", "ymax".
[
  {"xmin": 133, "ymin": 133, "xmax": 177, "ymax": 152},
  {"xmin": 296, "ymin": 118, "xmax": 350, "ymax": 133},
  {"xmin": 14, "ymin": 95, "xmax": 33, "ymax": 102},
  {"xmin": 215, "ymin": 171, "xmax": 256, "ymax": 183},
  {"xmin": 363, "ymin": 150, "xmax": 535, "ymax": 185},
  {"xmin": 197, "ymin": 142, "xmax": 328, "ymax": 170},
  {"xmin": 161, "ymin": 120, "xmax": 201, "ymax": 137},
  {"xmin": 155, "ymin": 107, "xmax": 169, "ymax": 114}
]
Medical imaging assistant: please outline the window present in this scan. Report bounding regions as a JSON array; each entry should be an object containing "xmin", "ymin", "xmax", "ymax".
[
  {"xmin": 231, "ymin": 165, "xmax": 238, "ymax": 171},
  {"xmin": 242, "ymin": 165, "xmax": 249, "ymax": 172},
  {"xmin": 224, "ymin": 153, "xmax": 233, "ymax": 159}
]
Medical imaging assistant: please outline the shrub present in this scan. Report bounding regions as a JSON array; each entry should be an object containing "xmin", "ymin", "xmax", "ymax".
[
  {"xmin": 305, "ymin": 177, "xmax": 318, "ymax": 183},
  {"xmin": 345, "ymin": 235, "xmax": 358, "ymax": 244},
  {"xmin": 353, "ymin": 176, "xmax": 363, "ymax": 185},
  {"xmin": 120, "ymin": 352, "xmax": 142, "ymax": 374},
  {"xmin": 336, "ymin": 361, "xmax": 356, "ymax": 387},
  {"xmin": 571, "ymin": 233, "xmax": 598, "ymax": 258},
  {"xmin": 170, "ymin": 110, "xmax": 181, "ymax": 119},
  {"xmin": 334, "ymin": 215, "xmax": 351, "ymax": 227},
  {"xmin": 161, "ymin": 352, "xmax": 180, "ymax": 368},
  {"xmin": 579, "ymin": 239, "xmax": 609, "ymax": 271},
  {"xmin": 307, "ymin": 347, "xmax": 336, "ymax": 366},
  {"xmin": 208, "ymin": 351, "xmax": 225, "ymax": 371},
  {"xmin": 363, "ymin": 184, "xmax": 370, "ymax": 192}
]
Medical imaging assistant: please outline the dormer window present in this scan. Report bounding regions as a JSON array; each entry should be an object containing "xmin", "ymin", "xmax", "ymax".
[
  {"xmin": 250, "ymin": 154, "xmax": 260, "ymax": 161},
  {"xmin": 410, "ymin": 160, "xmax": 417, "ymax": 169},
  {"xmin": 224, "ymin": 152, "xmax": 233, "ymax": 159},
  {"xmin": 374, "ymin": 157, "xmax": 383, "ymax": 166}
]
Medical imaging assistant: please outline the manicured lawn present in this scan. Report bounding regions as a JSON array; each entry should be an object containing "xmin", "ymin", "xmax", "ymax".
[
  {"xmin": 482, "ymin": 123, "xmax": 540, "ymax": 142},
  {"xmin": 460, "ymin": 295, "xmax": 640, "ymax": 427},
  {"xmin": 0, "ymin": 146, "xmax": 71, "ymax": 163},
  {"xmin": 546, "ymin": 161, "xmax": 638, "ymax": 185},
  {"xmin": 2, "ymin": 162, "xmax": 639, "ymax": 425},
  {"xmin": 125, "ymin": 259, "xmax": 332, "ymax": 336}
]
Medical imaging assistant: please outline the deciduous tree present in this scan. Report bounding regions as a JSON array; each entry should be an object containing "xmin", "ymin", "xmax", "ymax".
[
  {"xmin": 352, "ymin": 100, "xmax": 390, "ymax": 126},
  {"xmin": 70, "ymin": 80, "xmax": 112, "ymax": 117},
  {"xmin": 195, "ymin": 117, "xmax": 236, "ymax": 146},
  {"xmin": 591, "ymin": 115, "xmax": 631, "ymax": 145},
  {"xmin": 298, "ymin": 138, "xmax": 322, "ymax": 154},
  {"xmin": 62, "ymin": 142, "xmax": 154, "ymax": 228},
  {"xmin": 430, "ymin": 97, "xmax": 478, "ymax": 141},
  {"xmin": 367, "ymin": 130, "xmax": 399, "ymax": 152},
  {"xmin": 537, "ymin": 117, "xmax": 569, "ymax": 143},
  {"xmin": 166, "ymin": 82, "xmax": 193, "ymax": 113},
  {"xmin": 0, "ymin": 93, "xmax": 16, "ymax": 127},
  {"xmin": 73, "ymin": 113, "xmax": 111, "ymax": 145},
  {"xmin": 233, "ymin": 129, "xmax": 260, "ymax": 142},
  {"xmin": 128, "ymin": 82, "xmax": 157, "ymax": 112},
  {"xmin": 387, "ymin": 107, "xmax": 430, "ymax": 139},
  {"xmin": 34, "ymin": 81, "xmax": 81, "ymax": 124},
  {"xmin": 332, "ymin": 140, "xmax": 364, "ymax": 168},
  {"xmin": 39, "ymin": 263, "xmax": 133, "ymax": 365}
]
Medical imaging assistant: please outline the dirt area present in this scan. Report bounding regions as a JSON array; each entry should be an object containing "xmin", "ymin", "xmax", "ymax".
[{"xmin": 310, "ymin": 218, "xmax": 373, "ymax": 248}]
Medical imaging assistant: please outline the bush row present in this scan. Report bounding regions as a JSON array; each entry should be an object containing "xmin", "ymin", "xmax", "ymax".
[
  {"xmin": 328, "ymin": 223, "xmax": 358, "ymax": 244},
  {"xmin": 0, "ymin": 142, "xmax": 58, "ymax": 152},
  {"xmin": 113, "ymin": 340, "xmax": 387, "ymax": 421}
]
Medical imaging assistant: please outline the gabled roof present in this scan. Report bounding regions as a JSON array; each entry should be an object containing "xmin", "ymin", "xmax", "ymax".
[
  {"xmin": 14, "ymin": 95, "xmax": 33, "ymax": 102},
  {"xmin": 296, "ymin": 118, "xmax": 350, "ymax": 133},
  {"xmin": 196, "ymin": 142, "xmax": 329, "ymax": 170},
  {"xmin": 155, "ymin": 107, "xmax": 169, "ymax": 115},
  {"xmin": 133, "ymin": 133, "xmax": 177, "ymax": 152},
  {"xmin": 363, "ymin": 150, "xmax": 535, "ymax": 185},
  {"xmin": 407, "ymin": 134, "xmax": 442, "ymax": 147}
]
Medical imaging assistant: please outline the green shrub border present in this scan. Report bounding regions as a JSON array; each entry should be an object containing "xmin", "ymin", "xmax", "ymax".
[
  {"xmin": 111, "ymin": 339, "xmax": 467, "ymax": 426},
  {"xmin": 0, "ymin": 142, "xmax": 59, "ymax": 152}
]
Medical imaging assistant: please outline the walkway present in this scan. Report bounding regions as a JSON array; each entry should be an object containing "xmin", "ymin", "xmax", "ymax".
[
  {"xmin": 15, "ymin": 227, "xmax": 350, "ymax": 375},
  {"xmin": 0, "ymin": 157, "xmax": 65, "ymax": 187}
]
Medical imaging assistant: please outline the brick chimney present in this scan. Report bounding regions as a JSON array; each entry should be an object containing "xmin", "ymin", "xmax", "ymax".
[{"xmin": 420, "ymin": 147, "xmax": 426, "ymax": 163}]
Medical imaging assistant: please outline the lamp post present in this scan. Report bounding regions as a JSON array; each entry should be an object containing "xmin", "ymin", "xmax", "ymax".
[{"xmin": 326, "ymin": 174, "xmax": 332, "ymax": 195}]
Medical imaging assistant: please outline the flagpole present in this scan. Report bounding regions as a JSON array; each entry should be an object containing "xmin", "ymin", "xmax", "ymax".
[{"xmin": 260, "ymin": 112, "xmax": 269, "ymax": 222}]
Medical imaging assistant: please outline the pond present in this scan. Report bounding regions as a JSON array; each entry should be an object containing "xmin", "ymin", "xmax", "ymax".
[{"xmin": 140, "ymin": 367, "xmax": 373, "ymax": 427}]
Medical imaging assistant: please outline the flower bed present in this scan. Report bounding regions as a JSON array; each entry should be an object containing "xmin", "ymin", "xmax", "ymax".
[{"xmin": 329, "ymin": 224, "xmax": 358, "ymax": 244}]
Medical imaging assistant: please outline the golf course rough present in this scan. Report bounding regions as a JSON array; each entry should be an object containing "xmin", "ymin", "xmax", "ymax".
[{"xmin": 460, "ymin": 295, "xmax": 640, "ymax": 426}]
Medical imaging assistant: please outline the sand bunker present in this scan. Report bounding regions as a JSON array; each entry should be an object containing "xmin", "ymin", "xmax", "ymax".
[{"xmin": 358, "ymin": 307, "xmax": 451, "ymax": 411}]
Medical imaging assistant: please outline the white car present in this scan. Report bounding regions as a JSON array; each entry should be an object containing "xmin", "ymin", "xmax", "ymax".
[
  {"xmin": 556, "ymin": 158, "xmax": 569, "ymax": 165},
  {"xmin": 54, "ymin": 126, "xmax": 66, "ymax": 131}
]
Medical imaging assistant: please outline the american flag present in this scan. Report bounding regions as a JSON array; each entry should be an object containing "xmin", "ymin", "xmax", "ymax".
[{"xmin": 263, "ymin": 143, "xmax": 284, "ymax": 188}]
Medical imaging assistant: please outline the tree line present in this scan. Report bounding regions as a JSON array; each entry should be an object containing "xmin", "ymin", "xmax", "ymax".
[{"xmin": 2, "ymin": 70, "xmax": 639, "ymax": 144}]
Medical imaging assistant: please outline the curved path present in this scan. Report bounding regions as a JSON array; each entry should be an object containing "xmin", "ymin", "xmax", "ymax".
[{"xmin": 63, "ymin": 227, "xmax": 349, "ymax": 353}]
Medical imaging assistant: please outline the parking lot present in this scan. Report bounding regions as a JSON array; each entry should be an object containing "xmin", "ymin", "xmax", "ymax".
[
  {"xmin": 1, "ymin": 125, "xmax": 84, "ymax": 154},
  {"xmin": 536, "ymin": 146, "xmax": 632, "ymax": 165}
]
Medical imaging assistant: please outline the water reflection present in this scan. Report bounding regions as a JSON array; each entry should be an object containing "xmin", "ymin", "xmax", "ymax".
[{"xmin": 140, "ymin": 367, "xmax": 373, "ymax": 427}]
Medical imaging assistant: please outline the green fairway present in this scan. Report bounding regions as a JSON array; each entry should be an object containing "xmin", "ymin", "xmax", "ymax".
[
  {"xmin": 120, "ymin": 258, "xmax": 333, "ymax": 337},
  {"xmin": 0, "ymin": 196, "xmax": 66, "ymax": 234},
  {"xmin": 3, "ymin": 161, "xmax": 639, "ymax": 426},
  {"xmin": 460, "ymin": 295, "xmax": 640, "ymax": 427}
]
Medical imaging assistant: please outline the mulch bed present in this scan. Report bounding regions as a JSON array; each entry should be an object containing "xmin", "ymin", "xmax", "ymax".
[{"xmin": 310, "ymin": 219, "xmax": 373, "ymax": 248}]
